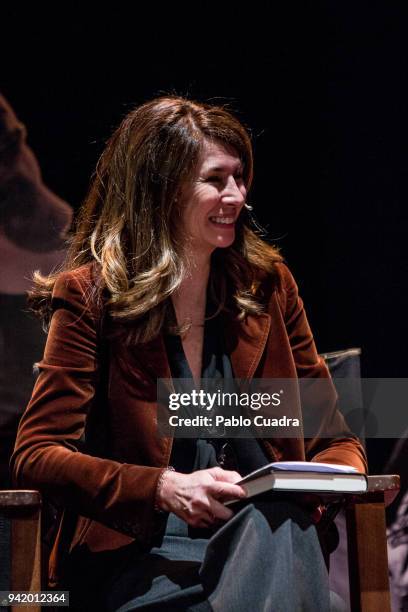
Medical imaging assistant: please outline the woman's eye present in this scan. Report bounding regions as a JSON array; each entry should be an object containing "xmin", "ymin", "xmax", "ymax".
[{"xmin": 205, "ymin": 175, "xmax": 222, "ymax": 183}]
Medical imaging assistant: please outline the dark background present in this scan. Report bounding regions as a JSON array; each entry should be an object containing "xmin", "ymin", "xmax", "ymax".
[{"xmin": 2, "ymin": 2, "xmax": 408, "ymax": 471}]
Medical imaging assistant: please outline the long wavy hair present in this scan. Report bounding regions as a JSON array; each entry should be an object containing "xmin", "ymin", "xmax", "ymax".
[{"xmin": 30, "ymin": 96, "xmax": 282, "ymax": 343}]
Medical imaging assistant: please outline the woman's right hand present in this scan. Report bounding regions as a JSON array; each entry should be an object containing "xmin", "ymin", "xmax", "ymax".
[{"xmin": 156, "ymin": 466, "xmax": 247, "ymax": 528}]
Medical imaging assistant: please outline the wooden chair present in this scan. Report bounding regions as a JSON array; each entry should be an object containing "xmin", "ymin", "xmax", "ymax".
[
  {"xmin": 0, "ymin": 478, "xmax": 400, "ymax": 612},
  {"xmin": 345, "ymin": 474, "xmax": 400, "ymax": 611}
]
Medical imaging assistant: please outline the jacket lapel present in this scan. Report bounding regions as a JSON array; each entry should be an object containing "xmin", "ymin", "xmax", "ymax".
[
  {"xmin": 224, "ymin": 312, "xmax": 271, "ymax": 380},
  {"xmin": 136, "ymin": 334, "xmax": 172, "ymax": 381},
  {"xmin": 136, "ymin": 284, "xmax": 273, "ymax": 383},
  {"xmin": 133, "ymin": 311, "xmax": 271, "ymax": 383}
]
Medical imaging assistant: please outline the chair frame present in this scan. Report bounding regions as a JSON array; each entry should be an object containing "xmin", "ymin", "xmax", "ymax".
[
  {"xmin": 345, "ymin": 474, "xmax": 400, "ymax": 611},
  {"xmin": 1, "ymin": 475, "xmax": 400, "ymax": 612},
  {"xmin": 0, "ymin": 490, "xmax": 41, "ymax": 612}
]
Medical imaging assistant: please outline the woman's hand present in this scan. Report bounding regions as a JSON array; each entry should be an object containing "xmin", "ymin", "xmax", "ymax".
[
  {"xmin": 156, "ymin": 466, "xmax": 247, "ymax": 528},
  {"xmin": 295, "ymin": 492, "xmax": 326, "ymax": 524}
]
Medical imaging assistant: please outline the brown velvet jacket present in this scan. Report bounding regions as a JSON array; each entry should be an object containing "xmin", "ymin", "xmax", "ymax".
[{"xmin": 11, "ymin": 261, "xmax": 367, "ymax": 586}]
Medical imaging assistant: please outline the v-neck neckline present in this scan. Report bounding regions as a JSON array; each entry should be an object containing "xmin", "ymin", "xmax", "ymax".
[{"xmin": 164, "ymin": 298, "xmax": 222, "ymax": 380}]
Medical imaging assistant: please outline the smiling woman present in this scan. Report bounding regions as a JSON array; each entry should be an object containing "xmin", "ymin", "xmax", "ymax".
[
  {"xmin": 25, "ymin": 97, "xmax": 279, "ymax": 346},
  {"xmin": 181, "ymin": 139, "xmax": 247, "ymax": 255},
  {"xmin": 11, "ymin": 96, "xmax": 366, "ymax": 611}
]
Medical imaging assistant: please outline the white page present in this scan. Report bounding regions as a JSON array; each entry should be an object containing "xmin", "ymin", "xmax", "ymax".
[{"xmin": 270, "ymin": 461, "xmax": 359, "ymax": 473}]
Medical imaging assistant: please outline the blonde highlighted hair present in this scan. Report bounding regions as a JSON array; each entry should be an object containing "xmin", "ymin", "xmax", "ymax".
[{"xmin": 30, "ymin": 96, "xmax": 282, "ymax": 342}]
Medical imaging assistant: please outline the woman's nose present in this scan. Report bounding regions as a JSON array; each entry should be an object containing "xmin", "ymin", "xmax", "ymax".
[{"xmin": 221, "ymin": 176, "xmax": 246, "ymax": 206}]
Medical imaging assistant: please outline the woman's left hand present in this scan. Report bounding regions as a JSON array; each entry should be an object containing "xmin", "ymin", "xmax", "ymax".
[{"xmin": 296, "ymin": 493, "xmax": 326, "ymax": 524}]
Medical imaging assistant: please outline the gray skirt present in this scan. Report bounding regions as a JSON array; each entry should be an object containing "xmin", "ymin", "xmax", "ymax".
[
  {"xmin": 103, "ymin": 440, "xmax": 344, "ymax": 611},
  {"xmin": 103, "ymin": 499, "xmax": 340, "ymax": 612}
]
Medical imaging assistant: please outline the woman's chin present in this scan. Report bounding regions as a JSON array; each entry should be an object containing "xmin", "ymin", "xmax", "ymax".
[
  {"xmin": 212, "ymin": 231, "xmax": 235, "ymax": 249},
  {"xmin": 189, "ymin": 232, "xmax": 235, "ymax": 257}
]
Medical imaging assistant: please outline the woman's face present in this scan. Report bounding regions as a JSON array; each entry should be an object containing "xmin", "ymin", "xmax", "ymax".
[{"xmin": 180, "ymin": 139, "xmax": 247, "ymax": 260}]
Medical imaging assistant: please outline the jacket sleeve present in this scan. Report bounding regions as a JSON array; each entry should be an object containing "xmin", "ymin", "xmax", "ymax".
[
  {"xmin": 277, "ymin": 263, "xmax": 368, "ymax": 473},
  {"xmin": 10, "ymin": 269, "xmax": 166, "ymax": 539}
]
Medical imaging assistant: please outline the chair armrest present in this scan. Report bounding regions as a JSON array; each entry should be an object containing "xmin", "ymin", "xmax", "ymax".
[
  {"xmin": 0, "ymin": 490, "xmax": 42, "ymax": 511},
  {"xmin": 367, "ymin": 474, "xmax": 400, "ymax": 505},
  {"xmin": 342, "ymin": 475, "xmax": 400, "ymax": 508}
]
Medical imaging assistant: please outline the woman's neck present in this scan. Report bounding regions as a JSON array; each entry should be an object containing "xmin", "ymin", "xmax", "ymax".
[{"xmin": 172, "ymin": 255, "xmax": 211, "ymax": 327}]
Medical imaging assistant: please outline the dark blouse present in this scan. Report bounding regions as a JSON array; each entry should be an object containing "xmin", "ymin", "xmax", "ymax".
[{"xmin": 164, "ymin": 303, "xmax": 269, "ymax": 477}]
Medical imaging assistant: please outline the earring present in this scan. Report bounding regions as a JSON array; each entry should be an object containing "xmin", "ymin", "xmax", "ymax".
[{"xmin": 244, "ymin": 202, "xmax": 253, "ymax": 211}]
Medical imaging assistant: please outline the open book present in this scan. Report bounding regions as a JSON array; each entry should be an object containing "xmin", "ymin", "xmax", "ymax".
[{"xmin": 226, "ymin": 461, "xmax": 367, "ymax": 504}]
